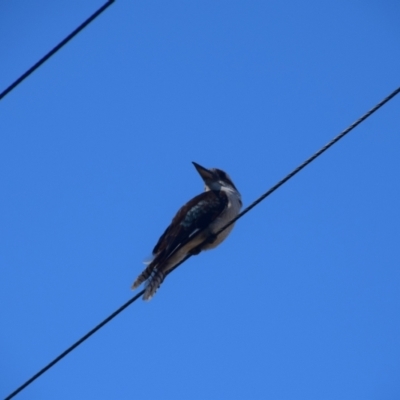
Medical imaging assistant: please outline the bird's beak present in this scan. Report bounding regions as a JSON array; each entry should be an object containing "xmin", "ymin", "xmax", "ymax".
[{"xmin": 192, "ymin": 162, "xmax": 215, "ymax": 183}]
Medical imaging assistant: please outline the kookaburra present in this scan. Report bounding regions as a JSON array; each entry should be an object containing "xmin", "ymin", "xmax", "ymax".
[{"xmin": 132, "ymin": 162, "xmax": 242, "ymax": 300}]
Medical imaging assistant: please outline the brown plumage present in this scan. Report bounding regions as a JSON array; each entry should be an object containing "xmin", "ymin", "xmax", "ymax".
[{"xmin": 132, "ymin": 162, "xmax": 242, "ymax": 300}]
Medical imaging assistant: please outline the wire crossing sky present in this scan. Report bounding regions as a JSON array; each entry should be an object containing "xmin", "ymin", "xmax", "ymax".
[
  {"xmin": 1, "ymin": 1, "xmax": 400, "ymax": 399},
  {"xmin": 0, "ymin": 0, "xmax": 114, "ymax": 101},
  {"xmin": 5, "ymin": 86, "xmax": 400, "ymax": 400}
]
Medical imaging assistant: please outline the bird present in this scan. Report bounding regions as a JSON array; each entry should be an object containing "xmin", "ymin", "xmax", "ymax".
[{"xmin": 132, "ymin": 162, "xmax": 242, "ymax": 300}]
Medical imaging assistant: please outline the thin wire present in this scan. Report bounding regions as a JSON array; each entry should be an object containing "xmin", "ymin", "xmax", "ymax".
[
  {"xmin": 5, "ymin": 86, "xmax": 400, "ymax": 400},
  {"xmin": 4, "ymin": 289, "xmax": 145, "ymax": 400},
  {"xmin": 211, "ymin": 85, "xmax": 400, "ymax": 236},
  {"xmin": 0, "ymin": 0, "xmax": 115, "ymax": 101}
]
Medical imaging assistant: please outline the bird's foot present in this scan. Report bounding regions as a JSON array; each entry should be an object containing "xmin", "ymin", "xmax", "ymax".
[
  {"xmin": 189, "ymin": 246, "xmax": 202, "ymax": 256},
  {"xmin": 189, "ymin": 234, "xmax": 218, "ymax": 256}
]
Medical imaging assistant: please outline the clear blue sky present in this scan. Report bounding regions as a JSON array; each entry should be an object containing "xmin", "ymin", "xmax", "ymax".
[{"xmin": 1, "ymin": 1, "xmax": 400, "ymax": 399}]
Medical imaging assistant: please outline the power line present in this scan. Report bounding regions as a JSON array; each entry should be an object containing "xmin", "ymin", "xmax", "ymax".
[
  {"xmin": 210, "ymin": 85, "xmax": 400, "ymax": 234},
  {"xmin": 0, "ymin": 0, "xmax": 115, "ymax": 101},
  {"xmin": 5, "ymin": 86, "xmax": 400, "ymax": 400},
  {"xmin": 4, "ymin": 289, "xmax": 144, "ymax": 400}
]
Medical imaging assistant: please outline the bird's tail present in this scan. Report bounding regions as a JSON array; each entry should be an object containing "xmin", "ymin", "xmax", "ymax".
[
  {"xmin": 142, "ymin": 270, "xmax": 166, "ymax": 301},
  {"xmin": 131, "ymin": 262, "xmax": 154, "ymax": 290},
  {"xmin": 131, "ymin": 258, "xmax": 167, "ymax": 300}
]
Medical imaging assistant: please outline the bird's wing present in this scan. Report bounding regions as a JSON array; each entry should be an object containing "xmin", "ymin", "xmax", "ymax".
[{"xmin": 153, "ymin": 190, "xmax": 228, "ymax": 261}]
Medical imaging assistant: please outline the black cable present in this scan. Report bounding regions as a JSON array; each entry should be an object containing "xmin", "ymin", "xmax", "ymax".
[
  {"xmin": 4, "ymin": 86, "xmax": 400, "ymax": 400},
  {"xmin": 0, "ymin": 0, "xmax": 115, "ymax": 101},
  {"xmin": 211, "ymin": 85, "xmax": 400, "ymax": 235},
  {"xmin": 4, "ymin": 289, "xmax": 145, "ymax": 400}
]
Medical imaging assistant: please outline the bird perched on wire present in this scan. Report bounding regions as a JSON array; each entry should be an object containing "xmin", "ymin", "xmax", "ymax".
[{"xmin": 132, "ymin": 162, "xmax": 242, "ymax": 300}]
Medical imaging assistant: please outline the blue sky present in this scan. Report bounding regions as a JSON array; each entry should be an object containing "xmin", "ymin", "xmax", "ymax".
[{"xmin": 1, "ymin": 1, "xmax": 400, "ymax": 399}]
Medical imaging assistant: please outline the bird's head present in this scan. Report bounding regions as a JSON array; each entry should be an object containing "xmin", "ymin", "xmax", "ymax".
[{"xmin": 192, "ymin": 162, "xmax": 240, "ymax": 194}]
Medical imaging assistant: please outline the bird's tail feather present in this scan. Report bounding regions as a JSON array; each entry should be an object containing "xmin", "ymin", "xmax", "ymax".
[
  {"xmin": 131, "ymin": 262, "xmax": 155, "ymax": 290},
  {"xmin": 143, "ymin": 271, "xmax": 166, "ymax": 301}
]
